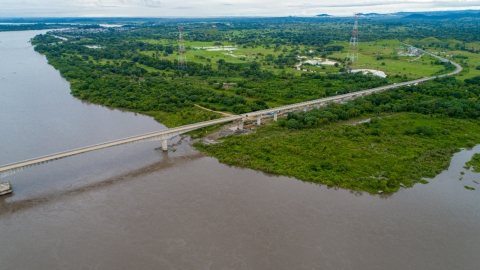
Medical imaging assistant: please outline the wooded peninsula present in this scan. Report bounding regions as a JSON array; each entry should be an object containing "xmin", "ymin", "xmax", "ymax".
[{"xmin": 29, "ymin": 16, "xmax": 480, "ymax": 193}]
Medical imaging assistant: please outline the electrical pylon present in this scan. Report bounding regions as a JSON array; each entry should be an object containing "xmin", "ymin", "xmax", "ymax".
[
  {"xmin": 346, "ymin": 13, "xmax": 359, "ymax": 70},
  {"xmin": 178, "ymin": 26, "xmax": 187, "ymax": 70}
]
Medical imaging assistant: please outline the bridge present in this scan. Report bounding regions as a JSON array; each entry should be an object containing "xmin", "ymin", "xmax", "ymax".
[{"xmin": 0, "ymin": 46, "xmax": 462, "ymax": 178}]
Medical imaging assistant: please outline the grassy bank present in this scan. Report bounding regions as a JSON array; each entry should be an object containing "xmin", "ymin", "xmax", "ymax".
[
  {"xmin": 465, "ymin": 153, "xmax": 480, "ymax": 173},
  {"xmin": 195, "ymin": 113, "xmax": 480, "ymax": 194},
  {"xmin": 145, "ymin": 106, "xmax": 219, "ymax": 127}
]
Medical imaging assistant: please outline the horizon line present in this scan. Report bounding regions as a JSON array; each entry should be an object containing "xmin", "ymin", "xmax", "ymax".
[{"xmin": 0, "ymin": 8, "xmax": 480, "ymax": 20}]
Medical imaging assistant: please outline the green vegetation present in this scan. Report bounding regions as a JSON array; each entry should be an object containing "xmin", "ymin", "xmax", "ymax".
[
  {"xmin": 32, "ymin": 28, "xmax": 392, "ymax": 126},
  {"xmin": 404, "ymin": 37, "xmax": 480, "ymax": 79},
  {"xmin": 327, "ymin": 41, "xmax": 453, "ymax": 79},
  {"xmin": 145, "ymin": 107, "xmax": 219, "ymax": 128},
  {"xmin": 196, "ymin": 78, "xmax": 480, "ymax": 193},
  {"xmin": 277, "ymin": 77, "xmax": 480, "ymax": 130},
  {"xmin": 465, "ymin": 153, "xmax": 480, "ymax": 172},
  {"xmin": 25, "ymin": 18, "xmax": 480, "ymax": 193},
  {"xmin": 196, "ymin": 113, "xmax": 480, "ymax": 194},
  {"xmin": 30, "ymin": 18, "xmax": 465, "ymax": 127},
  {"xmin": 464, "ymin": 186, "xmax": 476, "ymax": 191}
]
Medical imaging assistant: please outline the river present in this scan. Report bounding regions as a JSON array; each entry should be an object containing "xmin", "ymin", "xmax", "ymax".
[{"xmin": 0, "ymin": 30, "xmax": 479, "ymax": 269}]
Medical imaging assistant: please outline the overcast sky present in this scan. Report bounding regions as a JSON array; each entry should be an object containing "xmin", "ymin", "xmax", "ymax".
[{"xmin": 1, "ymin": 0, "xmax": 480, "ymax": 17}]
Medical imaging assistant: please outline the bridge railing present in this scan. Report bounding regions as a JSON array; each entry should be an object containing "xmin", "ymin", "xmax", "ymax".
[
  {"xmin": 0, "ymin": 130, "xmax": 166, "ymax": 169},
  {"xmin": 0, "ymin": 115, "xmax": 244, "ymax": 170}
]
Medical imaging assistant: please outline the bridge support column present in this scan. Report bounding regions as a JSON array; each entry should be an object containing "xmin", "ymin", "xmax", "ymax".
[
  {"xmin": 162, "ymin": 139, "xmax": 168, "ymax": 152},
  {"xmin": 257, "ymin": 115, "xmax": 261, "ymax": 125},
  {"xmin": 304, "ymin": 106, "xmax": 308, "ymax": 112},
  {"xmin": 274, "ymin": 112, "xmax": 278, "ymax": 121},
  {"xmin": 238, "ymin": 120, "xmax": 244, "ymax": 130}
]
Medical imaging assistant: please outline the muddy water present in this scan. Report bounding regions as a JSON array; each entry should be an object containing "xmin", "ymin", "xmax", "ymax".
[{"xmin": 1, "ymin": 31, "xmax": 479, "ymax": 270}]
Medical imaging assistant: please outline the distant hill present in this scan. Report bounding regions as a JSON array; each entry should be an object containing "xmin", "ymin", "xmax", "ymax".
[
  {"xmin": 316, "ymin": 14, "xmax": 331, "ymax": 17},
  {"xmin": 404, "ymin": 14, "xmax": 428, "ymax": 19},
  {"xmin": 399, "ymin": 10, "xmax": 480, "ymax": 20}
]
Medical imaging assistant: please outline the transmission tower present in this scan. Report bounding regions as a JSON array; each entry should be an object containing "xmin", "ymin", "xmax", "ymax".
[
  {"xmin": 346, "ymin": 13, "xmax": 359, "ymax": 70},
  {"xmin": 178, "ymin": 26, "xmax": 187, "ymax": 70}
]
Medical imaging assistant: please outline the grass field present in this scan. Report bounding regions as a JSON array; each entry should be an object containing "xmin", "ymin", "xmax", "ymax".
[
  {"xmin": 330, "ymin": 40, "xmax": 447, "ymax": 79},
  {"xmin": 427, "ymin": 49, "xmax": 480, "ymax": 79},
  {"xmin": 138, "ymin": 38, "xmax": 446, "ymax": 79},
  {"xmin": 404, "ymin": 37, "xmax": 480, "ymax": 79}
]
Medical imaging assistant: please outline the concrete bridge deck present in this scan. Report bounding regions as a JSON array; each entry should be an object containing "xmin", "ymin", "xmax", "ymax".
[
  {"xmin": 0, "ymin": 115, "xmax": 242, "ymax": 178},
  {"xmin": 0, "ymin": 45, "xmax": 462, "ymax": 178}
]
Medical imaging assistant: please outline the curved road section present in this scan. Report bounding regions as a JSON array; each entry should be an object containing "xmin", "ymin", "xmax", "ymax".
[{"xmin": 0, "ymin": 45, "xmax": 462, "ymax": 178}]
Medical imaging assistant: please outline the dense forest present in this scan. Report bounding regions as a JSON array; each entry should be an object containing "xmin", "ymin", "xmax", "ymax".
[
  {"xmin": 279, "ymin": 76, "xmax": 480, "ymax": 130},
  {"xmin": 196, "ymin": 77, "xmax": 480, "ymax": 193}
]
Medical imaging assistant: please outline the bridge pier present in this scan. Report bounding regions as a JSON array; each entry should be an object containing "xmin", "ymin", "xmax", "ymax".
[
  {"xmin": 162, "ymin": 139, "xmax": 168, "ymax": 152},
  {"xmin": 257, "ymin": 115, "xmax": 261, "ymax": 125},
  {"xmin": 273, "ymin": 112, "xmax": 278, "ymax": 121},
  {"xmin": 304, "ymin": 106, "xmax": 308, "ymax": 112},
  {"xmin": 238, "ymin": 119, "xmax": 244, "ymax": 130}
]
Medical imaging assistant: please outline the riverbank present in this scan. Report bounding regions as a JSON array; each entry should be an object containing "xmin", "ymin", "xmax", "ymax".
[
  {"xmin": 465, "ymin": 153, "xmax": 480, "ymax": 173},
  {"xmin": 2, "ymin": 29, "xmax": 480, "ymax": 270},
  {"xmin": 195, "ymin": 113, "xmax": 480, "ymax": 194}
]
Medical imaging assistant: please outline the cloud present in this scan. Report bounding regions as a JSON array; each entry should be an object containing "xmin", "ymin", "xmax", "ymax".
[
  {"xmin": 287, "ymin": 1, "xmax": 480, "ymax": 9},
  {"xmin": 142, "ymin": 0, "xmax": 162, "ymax": 7},
  {"xmin": 172, "ymin": 6, "xmax": 194, "ymax": 9},
  {"xmin": 0, "ymin": 0, "xmax": 480, "ymax": 17}
]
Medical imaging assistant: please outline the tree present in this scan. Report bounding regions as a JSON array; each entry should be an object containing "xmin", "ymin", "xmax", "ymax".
[
  {"xmin": 165, "ymin": 46, "xmax": 173, "ymax": 54},
  {"xmin": 250, "ymin": 61, "xmax": 261, "ymax": 70}
]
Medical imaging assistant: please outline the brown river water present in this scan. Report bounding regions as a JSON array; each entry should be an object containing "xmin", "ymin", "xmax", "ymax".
[{"xmin": 0, "ymin": 30, "xmax": 479, "ymax": 270}]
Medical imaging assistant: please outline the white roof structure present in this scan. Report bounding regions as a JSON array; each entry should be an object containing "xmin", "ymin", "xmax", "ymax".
[{"xmin": 351, "ymin": 69, "xmax": 387, "ymax": 78}]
